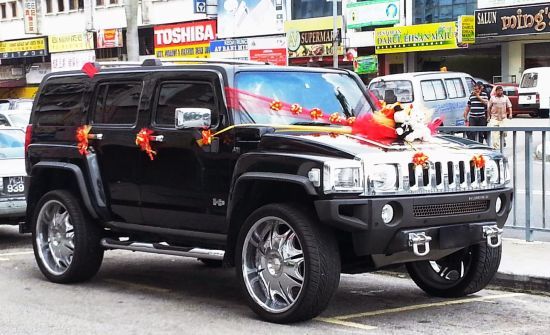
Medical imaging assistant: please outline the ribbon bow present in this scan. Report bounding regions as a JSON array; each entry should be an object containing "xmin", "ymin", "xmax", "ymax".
[
  {"xmin": 412, "ymin": 152, "xmax": 429, "ymax": 168},
  {"xmin": 76, "ymin": 125, "xmax": 92, "ymax": 156},
  {"xmin": 472, "ymin": 154, "xmax": 485, "ymax": 169},
  {"xmin": 135, "ymin": 128, "xmax": 157, "ymax": 160}
]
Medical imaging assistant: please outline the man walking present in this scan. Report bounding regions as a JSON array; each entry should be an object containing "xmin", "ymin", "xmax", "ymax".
[
  {"xmin": 464, "ymin": 83, "xmax": 489, "ymax": 143},
  {"xmin": 487, "ymin": 85, "xmax": 513, "ymax": 149}
]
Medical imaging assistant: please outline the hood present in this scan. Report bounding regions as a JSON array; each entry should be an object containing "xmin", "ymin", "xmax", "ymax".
[{"xmin": 0, "ymin": 158, "xmax": 26, "ymax": 177}]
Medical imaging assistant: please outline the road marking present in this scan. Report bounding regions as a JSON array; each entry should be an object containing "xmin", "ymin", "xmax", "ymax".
[
  {"xmin": 316, "ymin": 317, "xmax": 377, "ymax": 330},
  {"xmin": 332, "ymin": 293, "xmax": 523, "ymax": 320},
  {"xmin": 104, "ymin": 279, "xmax": 171, "ymax": 293},
  {"xmin": 0, "ymin": 257, "xmax": 9, "ymax": 261},
  {"xmin": 0, "ymin": 250, "xmax": 34, "ymax": 257}
]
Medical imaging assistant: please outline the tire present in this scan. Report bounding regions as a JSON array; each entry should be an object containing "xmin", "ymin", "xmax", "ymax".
[
  {"xmin": 529, "ymin": 112, "xmax": 539, "ymax": 118},
  {"xmin": 406, "ymin": 242, "xmax": 501, "ymax": 298},
  {"xmin": 235, "ymin": 203, "xmax": 340, "ymax": 323},
  {"xmin": 32, "ymin": 190, "xmax": 104, "ymax": 283},
  {"xmin": 198, "ymin": 258, "xmax": 223, "ymax": 267}
]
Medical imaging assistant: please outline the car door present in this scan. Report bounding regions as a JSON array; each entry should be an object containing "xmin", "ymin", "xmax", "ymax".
[
  {"xmin": 87, "ymin": 73, "xmax": 148, "ymax": 223},
  {"xmin": 138, "ymin": 70, "xmax": 234, "ymax": 234}
]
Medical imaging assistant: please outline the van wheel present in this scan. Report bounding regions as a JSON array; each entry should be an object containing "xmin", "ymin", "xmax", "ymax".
[
  {"xmin": 32, "ymin": 190, "xmax": 104, "ymax": 283},
  {"xmin": 529, "ymin": 112, "xmax": 538, "ymax": 118},
  {"xmin": 236, "ymin": 204, "xmax": 340, "ymax": 323}
]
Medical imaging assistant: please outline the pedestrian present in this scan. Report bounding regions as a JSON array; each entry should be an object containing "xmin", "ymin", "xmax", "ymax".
[
  {"xmin": 487, "ymin": 85, "xmax": 513, "ymax": 149},
  {"xmin": 463, "ymin": 83, "xmax": 489, "ymax": 143}
]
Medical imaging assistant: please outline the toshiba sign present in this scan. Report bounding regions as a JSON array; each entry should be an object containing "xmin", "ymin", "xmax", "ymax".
[{"xmin": 154, "ymin": 20, "xmax": 217, "ymax": 58}]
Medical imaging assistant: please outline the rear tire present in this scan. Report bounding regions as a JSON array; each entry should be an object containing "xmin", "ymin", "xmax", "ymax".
[
  {"xmin": 406, "ymin": 242, "xmax": 501, "ymax": 298},
  {"xmin": 236, "ymin": 203, "xmax": 340, "ymax": 323},
  {"xmin": 32, "ymin": 190, "xmax": 104, "ymax": 283}
]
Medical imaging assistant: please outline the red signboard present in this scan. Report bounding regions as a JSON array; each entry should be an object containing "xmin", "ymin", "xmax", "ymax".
[
  {"xmin": 249, "ymin": 48, "xmax": 287, "ymax": 66},
  {"xmin": 154, "ymin": 20, "xmax": 217, "ymax": 58}
]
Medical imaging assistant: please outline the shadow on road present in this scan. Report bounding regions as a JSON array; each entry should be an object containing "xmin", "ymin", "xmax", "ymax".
[{"xmin": 0, "ymin": 226, "xmax": 31, "ymax": 250}]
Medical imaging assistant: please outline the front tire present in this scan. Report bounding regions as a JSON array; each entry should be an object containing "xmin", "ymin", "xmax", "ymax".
[
  {"xmin": 32, "ymin": 190, "xmax": 104, "ymax": 283},
  {"xmin": 406, "ymin": 242, "xmax": 501, "ymax": 298},
  {"xmin": 236, "ymin": 203, "xmax": 340, "ymax": 323}
]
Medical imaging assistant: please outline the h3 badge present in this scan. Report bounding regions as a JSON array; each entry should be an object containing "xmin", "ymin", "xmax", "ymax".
[{"xmin": 212, "ymin": 198, "xmax": 226, "ymax": 207}]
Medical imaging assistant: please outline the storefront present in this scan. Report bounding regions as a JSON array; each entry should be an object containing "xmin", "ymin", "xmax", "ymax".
[
  {"xmin": 154, "ymin": 20, "xmax": 217, "ymax": 59},
  {"xmin": 48, "ymin": 32, "xmax": 96, "ymax": 72}
]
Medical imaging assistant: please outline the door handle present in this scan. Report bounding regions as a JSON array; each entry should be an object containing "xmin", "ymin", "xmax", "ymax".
[
  {"xmin": 150, "ymin": 135, "xmax": 164, "ymax": 142},
  {"xmin": 88, "ymin": 133, "xmax": 103, "ymax": 140}
]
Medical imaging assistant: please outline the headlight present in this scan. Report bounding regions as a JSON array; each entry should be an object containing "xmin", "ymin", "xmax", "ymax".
[
  {"xmin": 485, "ymin": 159, "xmax": 499, "ymax": 184},
  {"xmin": 369, "ymin": 164, "xmax": 398, "ymax": 193},
  {"xmin": 323, "ymin": 160, "xmax": 363, "ymax": 193}
]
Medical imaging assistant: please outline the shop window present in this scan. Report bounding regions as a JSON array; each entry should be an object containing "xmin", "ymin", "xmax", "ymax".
[
  {"xmin": 10, "ymin": 1, "xmax": 16, "ymax": 17},
  {"xmin": 0, "ymin": 3, "xmax": 6, "ymax": 19},
  {"xmin": 445, "ymin": 78, "xmax": 465, "ymax": 99},
  {"xmin": 96, "ymin": 0, "xmax": 104, "ymax": 5},
  {"xmin": 109, "ymin": 0, "xmax": 119, "ymax": 4},
  {"xmin": 414, "ymin": 0, "xmax": 477, "ymax": 24},
  {"xmin": 291, "ymin": 0, "xmax": 341, "ymax": 20},
  {"xmin": 421, "ymin": 80, "xmax": 447, "ymax": 101},
  {"xmin": 69, "ymin": 0, "xmax": 84, "ymax": 10},
  {"xmin": 93, "ymin": 82, "xmax": 142, "ymax": 125},
  {"xmin": 45, "ymin": 0, "xmax": 53, "ymax": 13},
  {"xmin": 57, "ymin": 0, "xmax": 65, "ymax": 11}
]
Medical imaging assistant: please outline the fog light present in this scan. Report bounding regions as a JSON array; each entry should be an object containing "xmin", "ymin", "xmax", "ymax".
[
  {"xmin": 381, "ymin": 204, "xmax": 394, "ymax": 224},
  {"xmin": 495, "ymin": 196, "xmax": 503, "ymax": 213}
]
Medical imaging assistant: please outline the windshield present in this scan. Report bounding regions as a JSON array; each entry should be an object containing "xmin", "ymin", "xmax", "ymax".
[
  {"xmin": 0, "ymin": 129, "xmax": 24, "ymax": 159},
  {"xmin": 7, "ymin": 113, "xmax": 30, "ymax": 127},
  {"xmin": 369, "ymin": 80, "xmax": 413, "ymax": 103},
  {"xmin": 520, "ymin": 73, "xmax": 538, "ymax": 88},
  {"xmin": 13, "ymin": 100, "xmax": 33, "ymax": 110},
  {"xmin": 233, "ymin": 71, "xmax": 373, "ymax": 125}
]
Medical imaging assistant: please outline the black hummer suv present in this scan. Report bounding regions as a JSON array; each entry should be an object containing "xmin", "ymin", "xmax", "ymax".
[{"xmin": 24, "ymin": 59, "xmax": 512, "ymax": 323}]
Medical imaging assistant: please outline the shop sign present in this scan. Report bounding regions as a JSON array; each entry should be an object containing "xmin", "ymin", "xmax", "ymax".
[
  {"xmin": 475, "ymin": 3, "xmax": 550, "ymax": 38},
  {"xmin": 51, "ymin": 50, "xmax": 96, "ymax": 72},
  {"xmin": 0, "ymin": 38, "xmax": 47, "ymax": 59},
  {"xmin": 217, "ymin": 0, "xmax": 287, "ymax": 38},
  {"xmin": 458, "ymin": 15, "xmax": 476, "ymax": 44},
  {"xmin": 154, "ymin": 20, "xmax": 216, "ymax": 58},
  {"xmin": 23, "ymin": 0, "xmax": 39, "ymax": 34},
  {"xmin": 346, "ymin": 0, "xmax": 400, "ymax": 29},
  {"xmin": 49, "ymin": 32, "xmax": 94, "ymax": 53},
  {"xmin": 248, "ymin": 36, "xmax": 287, "ymax": 66},
  {"xmin": 210, "ymin": 39, "xmax": 249, "ymax": 60},
  {"xmin": 354, "ymin": 55, "xmax": 378, "ymax": 74},
  {"xmin": 478, "ymin": 0, "xmax": 544, "ymax": 9},
  {"xmin": 284, "ymin": 16, "xmax": 343, "ymax": 58},
  {"xmin": 97, "ymin": 29, "xmax": 124, "ymax": 48},
  {"xmin": 374, "ymin": 22, "xmax": 457, "ymax": 54}
]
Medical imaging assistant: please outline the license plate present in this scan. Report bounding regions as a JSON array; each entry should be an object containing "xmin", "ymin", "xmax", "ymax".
[
  {"xmin": 518, "ymin": 95, "xmax": 534, "ymax": 104},
  {"xmin": 6, "ymin": 176, "xmax": 24, "ymax": 194}
]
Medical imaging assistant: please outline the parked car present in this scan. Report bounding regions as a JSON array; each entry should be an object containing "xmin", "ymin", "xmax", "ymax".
[
  {"xmin": 493, "ymin": 82, "xmax": 535, "ymax": 117},
  {"xmin": 0, "ymin": 110, "xmax": 31, "ymax": 129},
  {"xmin": 518, "ymin": 67, "xmax": 550, "ymax": 118},
  {"xmin": 0, "ymin": 98, "xmax": 34, "ymax": 111},
  {"xmin": 24, "ymin": 59, "xmax": 512, "ymax": 323},
  {"xmin": 369, "ymin": 72, "xmax": 477, "ymax": 126},
  {"xmin": 0, "ymin": 127, "xmax": 26, "ymax": 225}
]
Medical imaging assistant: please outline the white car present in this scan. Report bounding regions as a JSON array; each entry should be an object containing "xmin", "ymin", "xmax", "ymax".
[
  {"xmin": 0, "ymin": 110, "xmax": 31, "ymax": 129},
  {"xmin": 0, "ymin": 127, "xmax": 26, "ymax": 225},
  {"xmin": 518, "ymin": 67, "xmax": 550, "ymax": 118}
]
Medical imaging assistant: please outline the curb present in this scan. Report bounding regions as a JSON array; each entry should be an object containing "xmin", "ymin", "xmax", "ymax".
[{"xmin": 490, "ymin": 272, "xmax": 550, "ymax": 294}]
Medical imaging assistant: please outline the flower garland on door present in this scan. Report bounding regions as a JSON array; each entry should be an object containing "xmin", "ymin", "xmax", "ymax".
[
  {"xmin": 75, "ymin": 125, "xmax": 92, "ymax": 155},
  {"xmin": 135, "ymin": 128, "xmax": 157, "ymax": 160}
]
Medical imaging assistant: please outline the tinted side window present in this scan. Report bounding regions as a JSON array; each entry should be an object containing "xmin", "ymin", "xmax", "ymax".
[
  {"xmin": 466, "ymin": 77, "xmax": 476, "ymax": 93},
  {"xmin": 93, "ymin": 82, "xmax": 142, "ymax": 125},
  {"xmin": 155, "ymin": 82, "xmax": 216, "ymax": 127},
  {"xmin": 421, "ymin": 80, "xmax": 447, "ymax": 101},
  {"xmin": 35, "ymin": 83, "xmax": 85, "ymax": 126},
  {"xmin": 445, "ymin": 78, "xmax": 466, "ymax": 99}
]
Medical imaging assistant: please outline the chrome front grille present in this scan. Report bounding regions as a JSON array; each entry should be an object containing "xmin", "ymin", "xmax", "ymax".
[{"xmin": 413, "ymin": 200, "xmax": 490, "ymax": 217}]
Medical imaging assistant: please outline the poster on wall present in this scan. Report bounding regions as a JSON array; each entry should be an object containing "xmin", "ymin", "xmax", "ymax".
[
  {"xmin": 23, "ymin": 0, "xmax": 39, "ymax": 34},
  {"xmin": 458, "ymin": 15, "xmax": 475, "ymax": 44},
  {"xmin": 210, "ymin": 39, "xmax": 249, "ymax": 59},
  {"xmin": 346, "ymin": 0, "xmax": 400, "ymax": 29},
  {"xmin": 97, "ymin": 29, "xmax": 124, "ymax": 48},
  {"xmin": 51, "ymin": 50, "xmax": 96, "ymax": 72},
  {"xmin": 217, "ymin": 0, "xmax": 286, "ymax": 38},
  {"xmin": 154, "ymin": 20, "xmax": 217, "ymax": 58},
  {"xmin": 248, "ymin": 35, "xmax": 287, "ymax": 65}
]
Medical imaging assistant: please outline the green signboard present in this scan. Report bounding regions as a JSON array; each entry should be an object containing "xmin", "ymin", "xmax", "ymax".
[{"xmin": 354, "ymin": 55, "xmax": 378, "ymax": 75}]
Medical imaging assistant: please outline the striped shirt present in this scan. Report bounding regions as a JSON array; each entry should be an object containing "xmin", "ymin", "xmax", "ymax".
[{"xmin": 467, "ymin": 92, "xmax": 488, "ymax": 118}]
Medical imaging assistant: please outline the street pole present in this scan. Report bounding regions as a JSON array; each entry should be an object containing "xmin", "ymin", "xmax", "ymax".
[
  {"xmin": 125, "ymin": 0, "xmax": 140, "ymax": 62},
  {"xmin": 332, "ymin": 0, "xmax": 338, "ymax": 68}
]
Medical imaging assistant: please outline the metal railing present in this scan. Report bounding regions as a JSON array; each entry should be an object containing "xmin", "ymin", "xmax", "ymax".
[{"xmin": 439, "ymin": 126, "xmax": 550, "ymax": 241}]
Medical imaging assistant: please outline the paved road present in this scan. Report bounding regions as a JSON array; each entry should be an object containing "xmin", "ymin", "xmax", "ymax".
[{"xmin": 1, "ymin": 226, "xmax": 549, "ymax": 335}]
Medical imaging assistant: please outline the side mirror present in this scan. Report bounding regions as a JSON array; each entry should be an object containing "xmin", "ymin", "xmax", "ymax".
[{"xmin": 175, "ymin": 108, "xmax": 211, "ymax": 129}]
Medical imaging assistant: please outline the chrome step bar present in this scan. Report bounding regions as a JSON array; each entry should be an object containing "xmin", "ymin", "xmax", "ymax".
[{"xmin": 100, "ymin": 238, "xmax": 225, "ymax": 260}]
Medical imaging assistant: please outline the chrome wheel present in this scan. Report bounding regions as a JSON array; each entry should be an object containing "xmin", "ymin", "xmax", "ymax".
[
  {"xmin": 35, "ymin": 200, "xmax": 75, "ymax": 276},
  {"xmin": 242, "ymin": 216, "xmax": 305, "ymax": 314}
]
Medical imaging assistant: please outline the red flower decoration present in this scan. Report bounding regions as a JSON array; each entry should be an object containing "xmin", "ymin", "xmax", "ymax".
[
  {"xmin": 81, "ymin": 62, "xmax": 99, "ymax": 78},
  {"xmin": 472, "ymin": 155, "xmax": 485, "ymax": 169},
  {"xmin": 329, "ymin": 112, "xmax": 342, "ymax": 124},
  {"xmin": 135, "ymin": 128, "xmax": 157, "ymax": 160},
  {"xmin": 201, "ymin": 129, "xmax": 214, "ymax": 146},
  {"xmin": 75, "ymin": 125, "xmax": 92, "ymax": 156},
  {"xmin": 412, "ymin": 152, "xmax": 429, "ymax": 168},
  {"xmin": 310, "ymin": 108, "xmax": 323, "ymax": 120},
  {"xmin": 290, "ymin": 103, "xmax": 303, "ymax": 115},
  {"xmin": 270, "ymin": 100, "xmax": 283, "ymax": 111},
  {"xmin": 346, "ymin": 117, "xmax": 356, "ymax": 126}
]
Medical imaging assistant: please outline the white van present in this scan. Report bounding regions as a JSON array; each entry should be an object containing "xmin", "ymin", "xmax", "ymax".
[
  {"xmin": 518, "ymin": 67, "xmax": 550, "ymax": 118},
  {"xmin": 368, "ymin": 72, "xmax": 477, "ymax": 126}
]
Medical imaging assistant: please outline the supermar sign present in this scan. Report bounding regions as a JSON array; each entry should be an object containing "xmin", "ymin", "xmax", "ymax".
[{"xmin": 154, "ymin": 20, "xmax": 217, "ymax": 58}]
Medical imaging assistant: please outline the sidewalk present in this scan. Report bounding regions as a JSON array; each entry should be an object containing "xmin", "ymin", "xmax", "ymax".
[{"xmin": 492, "ymin": 238, "xmax": 550, "ymax": 292}]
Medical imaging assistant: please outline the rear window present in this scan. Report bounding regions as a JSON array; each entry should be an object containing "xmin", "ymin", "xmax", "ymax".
[
  {"xmin": 368, "ymin": 80, "xmax": 413, "ymax": 103},
  {"xmin": 520, "ymin": 73, "xmax": 538, "ymax": 88},
  {"xmin": 35, "ymin": 83, "xmax": 85, "ymax": 126},
  {"xmin": 445, "ymin": 78, "xmax": 466, "ymax": 99},
  {"xmin": 93, "ymin": 82, "xmax": 142, "ymax": 125},
  {"xmin": 421, "ymin": 79, "xmax": 447, "ymax": 101}
]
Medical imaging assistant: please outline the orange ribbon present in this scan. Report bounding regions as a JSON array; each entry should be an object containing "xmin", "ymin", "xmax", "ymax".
[
  {"xmin": 201, "ymin": 129, "xmax": 213, "ymax": 145},
  {"xmin": 76, "ymin": 125, "xmax": 92, "ymax": 156},
  {"xmin": 270, "ymin": 100, "xmax": 283, "ymax": 111},
  {"xmin": 290, "ymin": 103, "xmax": 303, "ymax": 115},
  {"xmin": 329, "ymin": 112, "xmax": 342, "ymax": 124},
  {"xmin": 472, "ymin": 154, "xmax": 485, "ymax": 169},
  {"xmin": 135, "ymin": 128, "xmax": 157, "ymax": 160},
  {"xmin": 412, "ymin": 152, "xmax": 429, "ymax": 168},
  {"xmin": 310, "ymin": 108, "xmax": 323, "ymax": 120}
]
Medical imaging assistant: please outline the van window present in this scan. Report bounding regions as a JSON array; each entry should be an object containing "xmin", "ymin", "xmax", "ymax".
[
  {"xmin": 93, "ymin": 82, "xmax": 142, "ymax": 125},
  {"xmin": 155, "ymin": 82, "xmax": 216, "ymax": 127},
  {"xmin": 368, "ymin": 80, "xmax": 413, "ymax": 103},
  {"xmin": 445, "ymin": 78, "xmax": 466, "ymax": 99},
  {"xmin": 421, "ymin": 80, "xmax": 447, "ymax": 101},
  {"xmin": 466, "ymin": 77, "xmax": 476, "ymax": 93},
  {"xmin": 35, "ymin": 83, "xmax": 85, "ymax": 126},
  {"xmin": 520, "ymin": 73, "xmax": 538, "ymax": 88}
]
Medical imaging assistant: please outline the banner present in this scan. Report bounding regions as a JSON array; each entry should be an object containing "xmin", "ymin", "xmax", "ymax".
[
  {"xmin": 458, "ymin": 15, "xmax": 475, "ymax": 44},
  {"xmin": 217, "ymin": 0, "xmax": 287, "ymax": 38},
  {"xmin": 97, "ymin": 29, "xmax": 124, "ymax": 48},
  {"xmin": 23, "ymin": 0, "xmax": 39, "ymax": 34},
  {"xmin": 248, "ymin": 36, "xmax": 287, "ymax": 66},
  {"xmin": 210, "ymin": 39, "xmax": 249, "ymax": 60},
  {"xmin": 285, "ymin": 17, "xmax": 343, "ymax": 58},
  {"xmin": 374, "ymin": 22, "xmax": 457, "ymax": 54},
  {"xmin": 475, "ymin": 3, "xmax": 550, "ymax": 38},
  {"xmin": 49, "ymin": 32, "xmax": 94, "ymax": 53},
  {"xmin": 346, "ymin": 0, "xmax": 400, "ymax": 29},
  {"xmin": 354, "ymin": 55, "xmax": 378, "ymax": 74},
  {"xmin": 154, "ymin": 20, "xmax": 216, "ymax": 58},
  {"xmin": 0, "ymin": 38, "xmax": 47, "ymax": 59},
  {"xmin": 51, "ymin": 50, "xmax": 96, "ymax": 72},
  {"xmin": 478, "ymin": 0, "xmax": 544, "ymax": 9}
]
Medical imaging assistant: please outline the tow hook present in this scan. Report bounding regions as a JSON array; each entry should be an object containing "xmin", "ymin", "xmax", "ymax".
[
  {"xmin": 483, "ymin": 225, "xmax": 503, "ymax": 248},
  {"xmin": 409, "ymin": 232, "xmax": 432, "ymax": 257}
]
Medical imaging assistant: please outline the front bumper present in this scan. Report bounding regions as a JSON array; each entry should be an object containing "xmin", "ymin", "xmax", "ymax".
[
  {"xmin": 315, "ymin": 187, "xmax": 513, "ymax": 257},
  {"xmin": 0, "ymin": 196, "xmax": 26, "ymax": 222}
]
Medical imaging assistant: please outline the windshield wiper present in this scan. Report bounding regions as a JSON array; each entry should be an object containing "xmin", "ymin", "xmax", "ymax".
[{"xmin": 291, "ymin": 122, "xmax": 332, "ymax": 126}]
